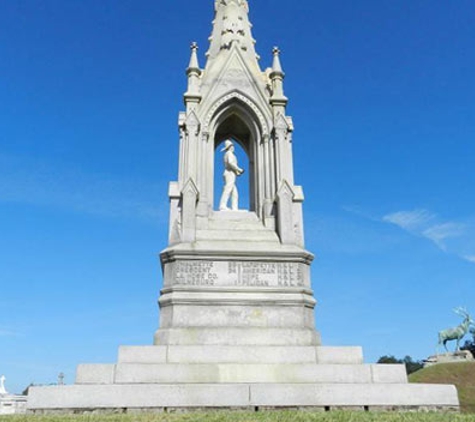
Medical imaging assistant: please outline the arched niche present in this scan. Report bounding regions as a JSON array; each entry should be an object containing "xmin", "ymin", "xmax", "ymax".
[{"xmin": 205, "ymin": 96, "xmax": 265, "ymax": 216}]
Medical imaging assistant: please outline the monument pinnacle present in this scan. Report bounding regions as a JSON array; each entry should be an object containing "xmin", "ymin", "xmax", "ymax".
[
  {"xmin": 270, "ymin": 46, "xmax": 288, "ymax": 110},
  {"xmin": 271, "ymin": 47, "xmax": 284, "ymax": 76},
  {"xmin": 184, "ymin": 42, "xmax": 202, "ymax": 108},
  {"xmin": 206, "ymin": 0, "xmax": 259, "ymax": 68},
  {"xmin": 187, "ymin": 42, "xmax": 201, "ymax": 72}
]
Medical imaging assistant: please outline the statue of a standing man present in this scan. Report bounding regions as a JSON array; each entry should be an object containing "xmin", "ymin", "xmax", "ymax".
[{"xmin": 219, "ymin": 140, "xmax": 244, "ymax": 211}]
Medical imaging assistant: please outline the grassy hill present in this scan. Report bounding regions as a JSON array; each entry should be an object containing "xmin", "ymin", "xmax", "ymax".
[{"xmin": 410, "ymin": 362, "xmax": 475, "ymax": 413}]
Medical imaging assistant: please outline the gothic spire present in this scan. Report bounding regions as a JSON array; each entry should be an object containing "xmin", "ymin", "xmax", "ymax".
[
  {"xmin": 206, "ymin": 0, "xmax": 260, "ymax": 69},
  {"xmin": 271, "ymin": 47, "xmax": 284, "ymax": 77},
  {"xmin": 184, "ymin": 42, "xmax": 202, "ymax": 109},
  {"xmin": 187, "ymin": 42, "xmax": 201, "ymax": 72},
  {"xmin": 270, "ymin": 46, "xmax": 288, "ymax": 111}
]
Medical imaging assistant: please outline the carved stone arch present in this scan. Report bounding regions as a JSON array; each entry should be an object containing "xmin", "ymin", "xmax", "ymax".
[
  {"xmin": 211, "ymin": 98, "xmax": 261, "ymax": 151},
  {"xmin": 202, "ymin": 91, "xmax": 270, "ymax": 217},
  {"xmin": 203, "ymin": 91, "xmax": 269, "ymax": 139}
]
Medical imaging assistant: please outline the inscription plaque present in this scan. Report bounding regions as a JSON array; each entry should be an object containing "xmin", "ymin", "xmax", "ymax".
[
  {"xmin": 175, "ymin": 262, "xmax": 218, "ymax": 286},
  {"xmin": 172, "ymin": 261, "xmax": 305, "ymax": 288}
]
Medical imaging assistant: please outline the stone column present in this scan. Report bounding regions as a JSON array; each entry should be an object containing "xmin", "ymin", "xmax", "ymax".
[
  {"xmin": 276, "ymin": 179, "xmax": 295, "ymax": 245},
  {"xmin": 181, "ymin": 178, "xmax": 199, "ymax": 243}
]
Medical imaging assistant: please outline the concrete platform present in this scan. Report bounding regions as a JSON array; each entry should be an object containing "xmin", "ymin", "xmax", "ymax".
[{"xmin": 28, "ymin": 383, "xmax": 459, "ymax": 412}]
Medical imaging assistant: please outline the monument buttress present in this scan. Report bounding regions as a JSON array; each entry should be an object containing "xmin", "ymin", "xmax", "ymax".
[{"xmin": 28, "ymin": 0, "xmax": 459, "ymax": 412}]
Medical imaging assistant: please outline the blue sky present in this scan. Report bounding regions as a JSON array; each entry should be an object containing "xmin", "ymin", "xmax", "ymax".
[{"xmin": 1, "ymin": 0, "xmax": 474, "ymax": 393}]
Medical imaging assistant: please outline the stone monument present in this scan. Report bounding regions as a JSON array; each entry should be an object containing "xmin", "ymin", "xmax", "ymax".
[
  {"xmin": 0, "ymin": 376, "xmax": 27, "ymax": 415},
  {"xmin": 0, "ymin": 376, "xmax": 6, "ymax": 396},
  {"xmin": 28, "ymin": 0, "xmax": 459, "ymax": 412}
]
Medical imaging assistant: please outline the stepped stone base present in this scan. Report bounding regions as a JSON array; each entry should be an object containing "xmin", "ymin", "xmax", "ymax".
[
  {"xmin": 27, "ymin": 345, "xmax": 460, "ymax": 413},
  {"xmin": 26, "ymin": 215, "xmax": 460, "ymax": 413}
]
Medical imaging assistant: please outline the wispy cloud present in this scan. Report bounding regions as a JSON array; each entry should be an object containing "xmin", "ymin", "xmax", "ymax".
[
  {"xmin": 346, "ymin": 206, "xmax": 475, "ymax": 263},
  {"xmin": 383, "ymin": 209, "xmax": 435, "ymax": 231},
  {"xmin": 422, "ymin": 222, "xmax": 466, "ymax": 251},
  {"xmin": 382, "ymin": 209, "xmax": 466, "ymax": 252},
  {"xmin": 0, "ymin": 152, "xmax": 167, "ymax": 224}
]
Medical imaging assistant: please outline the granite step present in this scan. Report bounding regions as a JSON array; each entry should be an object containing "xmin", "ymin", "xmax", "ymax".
[
  {"xmin": 117, "ymin": 345, "xmax": 364, "ymax": 365},
  {"xmin": 28, "ymin": 383, "xmax": 459, "ymax": 412},
  {"xmin": 76, "ymin": 362, "xmax": 408, "ymax": 385}
]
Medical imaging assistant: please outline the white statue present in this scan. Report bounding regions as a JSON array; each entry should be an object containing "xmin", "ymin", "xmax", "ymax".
[
  {"xmin": 218, "ymin": 140, "xmax": 244, "ymax": 211},
  {"xmin": 0, "ymin": 375, "xmax": 7, "ymax": 395}
]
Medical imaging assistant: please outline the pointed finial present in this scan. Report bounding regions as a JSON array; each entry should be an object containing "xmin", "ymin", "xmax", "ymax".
[
  {"xmin": 187, "ymin": 42, "xmax": 201, "ymax": 72},
  {"xmin": 184, "ymin": 42, "xmax": 202, "ymax": 107},
  {"xmin": 270, "ymin": 46, "xmax": 288, "ymax": 108},
  {"xmin": 271, "ymin": 46, "xmax": 284, "ymax": 76}
]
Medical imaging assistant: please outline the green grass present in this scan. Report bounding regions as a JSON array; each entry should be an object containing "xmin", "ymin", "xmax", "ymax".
[
  {"xmin": 2, "ymin": 412, "xmax": 475, "ymax": 422},
  {"xmin": 410, "ymin": 362, "xmax": 475, "ymax": 414}
]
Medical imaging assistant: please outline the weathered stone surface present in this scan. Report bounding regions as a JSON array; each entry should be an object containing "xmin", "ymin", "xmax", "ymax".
[
  {"xmin": 118, "ymin": 346, "xmax": 167, "ymax": 364},
  {"xmin": 250, "ymin": 384, "xmax": 459, "ymax": 408},
  {"xmin": 28, "ymin": 383, "xmax": 459, "ymax": 411},
  {"xmin": 159, "ymin": 301, "xmax": 315, "ymax": 330},
  {"xmin": 76, "ymin": 365, "xmax": 115, "ymax": 385},
  {"xmin": 0, "ymin": 376, "xmax": 27, "ymax": 415},
  {"xmin": 315, "ymin": 346, "xmax": 363, "ymax": 364},
  {"xmin": 28, "ymin": 385, "xmax": 250, "ymax": 410},
  {"xmin": 425, "ymin": 351, "xmax": 475, "ymax": 367},
  {"xmin": 77, "ymin": 362, "xmax": 409, "ymax": 386},
  {"xmin": 117, "ymin": 345, "xmax": 366, "ymax": 365},
  {"xmin": 154, "ymin": 327, "xmax": 320, "ymax": 346},
  {"xmin": 0, "ymin": 395, "xmax": 27, "ymax": 415},
  {"xmin": 110, "ymin": 363, "xmax": 406, "ymax": 384},
  {"xmin": 370, "ymin": 364, "xmax": 408, "ymax": 384},
  {"xmin": 168, "ymin": 345, "xmax": 317, "ymax": 364}
]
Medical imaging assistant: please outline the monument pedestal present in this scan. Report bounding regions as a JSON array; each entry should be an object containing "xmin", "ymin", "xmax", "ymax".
[
  {"xmin": 156, "ymin": 212, "xmax": 318, "ymax": 347},
  {"xmin": 425, "ymin": 351, "xmax": 475, "ymax": 367},
  {"xmin": 27, "ymin": 212, "xmax": 459, "ymax": 412}
]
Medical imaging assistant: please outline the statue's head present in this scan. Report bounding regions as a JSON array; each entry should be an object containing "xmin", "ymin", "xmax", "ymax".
[{"xmin": 221, "ymin": 139, "xmax": 234, "ymax": 152}]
